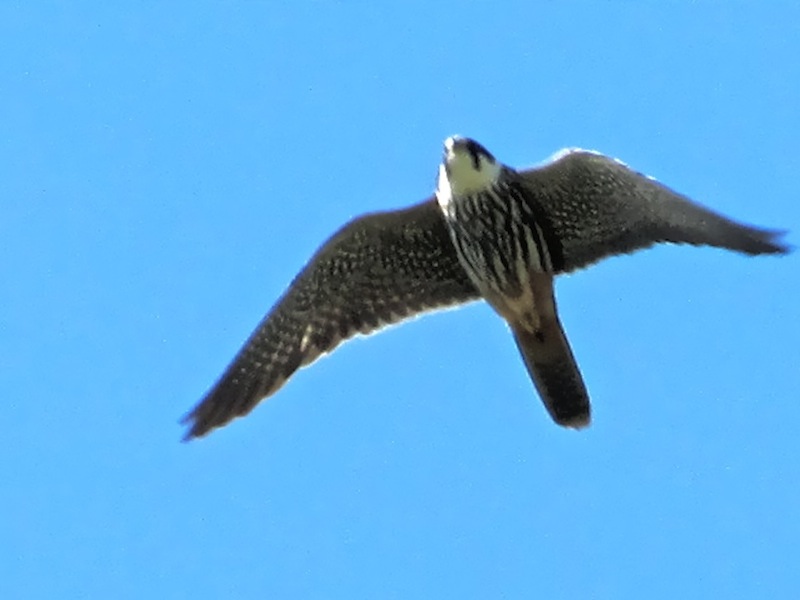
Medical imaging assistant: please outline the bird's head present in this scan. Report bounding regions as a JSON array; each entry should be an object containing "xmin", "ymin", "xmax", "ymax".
[{"xmin": 437, "ymin": 136, "xmax": 502, "ymax": 198}]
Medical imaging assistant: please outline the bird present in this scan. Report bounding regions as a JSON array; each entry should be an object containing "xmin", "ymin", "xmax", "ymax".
[{"xmin": 182, "ymin": 136, "xmax": 788, "ymax": 440}]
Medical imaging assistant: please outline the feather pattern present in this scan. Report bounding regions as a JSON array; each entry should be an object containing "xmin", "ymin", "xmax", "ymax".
[{"xmin": 182, "ymin": 199, "xmax": 478, "ymax": 439}]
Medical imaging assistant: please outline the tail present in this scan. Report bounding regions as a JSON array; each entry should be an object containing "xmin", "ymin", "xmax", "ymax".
[{"xmin": 511, "ymin": 315, "xmax": 591, "ymax": 429}]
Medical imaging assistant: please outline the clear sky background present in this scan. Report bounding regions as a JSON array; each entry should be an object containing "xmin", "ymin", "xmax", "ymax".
[{"xmin": 2, "ymin": 3, "xmax": 799, "ymax": 599}]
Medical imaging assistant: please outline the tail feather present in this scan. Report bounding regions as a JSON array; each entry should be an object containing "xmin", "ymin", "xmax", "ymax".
[{"xmin": 511, "ymin": 317, "xmax": 591, "ymax": 429}]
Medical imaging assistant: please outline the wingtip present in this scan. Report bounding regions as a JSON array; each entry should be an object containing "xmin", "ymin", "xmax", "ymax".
[
  {"xmin": 179, "ymin": 412, "xmax": 200, "ymax": 443},
  {"xmin": 178, "ymin": 402, "xmax": 214, "ymax": 442},
  {"xmin": 743, "ymin": 226, "xmax": 790, "ymax": 256},
  {"xmin": 768, "ymin": 230, "xmax": 793, "ymax": 255}
]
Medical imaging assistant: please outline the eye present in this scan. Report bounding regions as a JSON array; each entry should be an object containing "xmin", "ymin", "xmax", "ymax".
[{"xmin": 465, "ymin": 139, "xmax": 495, "ymax": 169}]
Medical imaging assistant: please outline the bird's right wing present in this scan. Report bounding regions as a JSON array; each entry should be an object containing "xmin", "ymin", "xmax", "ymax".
[
  {"xmin": 518, "ymin": 150, "xmax": 789, "ymax": 274},
  {"xmin": 183, "ymin": 198, "xmax": 479, "ymax": 439}
]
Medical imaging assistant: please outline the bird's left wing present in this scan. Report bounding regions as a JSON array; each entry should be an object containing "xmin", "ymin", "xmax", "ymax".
[{"xmin": 182, "ymin": 198, "xmax": 479, "ymax": 439}]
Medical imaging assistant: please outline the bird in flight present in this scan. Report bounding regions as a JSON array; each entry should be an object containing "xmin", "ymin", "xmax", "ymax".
[{"xmin": 182, "ymin": 136, "xmax": 788, "ymax": 440}]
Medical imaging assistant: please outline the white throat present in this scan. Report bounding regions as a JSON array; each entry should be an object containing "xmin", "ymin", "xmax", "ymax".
[{"xmin": 436, "ymin": 139, "xmax": 502, "ymax": 205}]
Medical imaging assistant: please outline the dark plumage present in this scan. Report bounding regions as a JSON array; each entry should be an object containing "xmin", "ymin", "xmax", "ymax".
[
  {"xmin": 516, "ymin": 150, "xmax": 786, "ymax": 273},
  {"xmin": 182, "ymin": 137, "xmax": 788, "ymax": 440},
  {"xmin": 182, "ymin": 200, "xmax": 479, "ymax": 439}
]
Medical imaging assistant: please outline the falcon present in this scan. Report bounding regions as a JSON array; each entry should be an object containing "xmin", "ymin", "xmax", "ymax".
[{"xmin": 182, "ymin": 136, "xmax": 788, "ymax": 439}]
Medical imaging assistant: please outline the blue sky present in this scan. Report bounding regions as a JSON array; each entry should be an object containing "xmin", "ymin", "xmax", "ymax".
[{"xmin": 2, "ymin": 3, "xmax": 799, "ymax": 598}]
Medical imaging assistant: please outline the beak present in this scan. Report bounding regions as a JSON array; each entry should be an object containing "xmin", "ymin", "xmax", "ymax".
[{"xmin": 443, "ymin": 136, "xmax": 461, "ymax": 162}]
